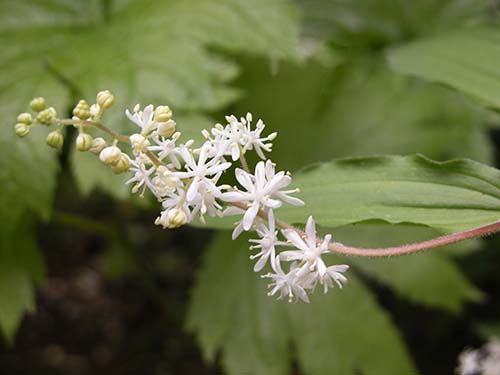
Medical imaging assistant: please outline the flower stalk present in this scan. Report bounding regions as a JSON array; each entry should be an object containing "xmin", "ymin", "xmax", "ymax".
[{"xmin": 14, "ymin": 90, "xmax": 498, "ymax": 302}]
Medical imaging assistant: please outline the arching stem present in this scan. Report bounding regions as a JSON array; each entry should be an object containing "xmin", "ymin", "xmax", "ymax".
[
  {"xmin": 231, "ymin": 202, "xmax": 500, "ymax": 258},
  {"xmin": 60, "ymin": 117, "xmax": 500, "ymax": 258}
]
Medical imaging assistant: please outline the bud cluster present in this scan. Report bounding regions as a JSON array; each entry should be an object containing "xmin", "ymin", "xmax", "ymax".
[{"xmin": 14, "ymin": 90, "xmax": 350, "ymax": 303}]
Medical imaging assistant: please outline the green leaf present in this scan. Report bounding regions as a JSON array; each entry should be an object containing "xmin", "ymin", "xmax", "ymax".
[
  {"xmin": 187, "ymin": 232, "xmax": 417, "ymax": 375},
  {"xmin": 278, "ymin": 154, "xmax": 500, "ymax": 233},
  {"xmin": 332, "ymin": 224, "xmax": 483, "ymax": 312},
  {"xmin": 187, "ymin": 232, "xmax": 291, "ymax": 375},
  {"xmin": 1, "ymin": 0, "xmax": 301, "ymax": 198},
  {"xmin": 388, "ymin": 28, "xmax": 500, "ymax": 111},
  {"xmin": 288, "ymin": 276, "xmax": 416, "ymax": 375},
  {"xmin": 233, "ymin": 58, "xmax": 492, "ymax": 172},
  {"xmin": 0, "ymin": 267, "xmax": 36, "ymax": 344},
  {"xmin": 296, "ymin": 0, "xmax": 491, "ymax": 48},
  {"xmin": 0, "ymin": 213, "xmax": 45, "ymax": 343}
]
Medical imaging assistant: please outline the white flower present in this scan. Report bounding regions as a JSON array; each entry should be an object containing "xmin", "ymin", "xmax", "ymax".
[
  {"xmin": 280, "ymin": 216, "xmax": 331, "ymax": 277},
  {"xmin": 240, "ymin": 113, "xmax": 276, "ymax": 159},
  {"xmin": 456, "ymin": 349, "xmax": 481, "ymax": 375},
  {"xmin": 152, "ymin": 165, "xmax": 181, "ymax": 197},
  {"xmin": 313, "ymin": 265, "xmax": 349, "ymax": 293},
  {"xmin": 174, "ymin": 143, "xmax": 231, "ymax": 202},
  {"xmin": 148, "ymin": 133, "xmax": 181, "ymax": 169},
  {"xmin": 262, "ymin": 257, "xmax": 310, "ymax": 303},
  {"xmin": 126, "ymin": 155, "xmax": 158, "ymax": 197},
  {"xmin": 205, "ymin": 113, "xmax": 275, "ymax": 161},
  {"xmin": 126, "ymin": 104, "xmax": 156, "ymax": 135},
  {"xmin": 130, "ymin": 133, "xmax": 151, "ymax": 155},
  {"xmin": 221, "ymin": 160, "xmax": 304, "ymax": 231},
  {"xmin": 211, "ymin": 115, "xmax": 245, "ymax": 161},
  {"xmin": 188, "ymin": 181, "xmax": 224, "ymax": 221},
  {"xmin": 248, "ymin": 210, "xmax": 281, "ymax": 272}
]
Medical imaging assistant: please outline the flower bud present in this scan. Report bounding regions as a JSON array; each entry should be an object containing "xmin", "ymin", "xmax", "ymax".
[
  {"xmin": 89, "ymin": 104, "xmax": 100, "ymax": 118},
  {"xmin": 75, "ymin": 133, "xmax": 94, "ymax": 151},
  {"xmin": 96, "ymin": 90, "xmax": 115, "ymax": 109},
  {"xmin": 153, "ymin": 166, "xmax": 180, "ymax": 195},
  {"xmin": 99, "ymin": 144, "xmax": 121, "ymax": 165},
  {"xmin": 89, "ymin": 137, "xmax": 107, "ymax": 155},
  {"xmin": 30, "ymin": 97, "xmax": 46, "ymax": 112},
  {"xmin": 111, "ymin": 153, "xmax": 131, "ymax": 174},
  {"xmin": 46, "ymin": 130, "xmax": 64, "ymax": 150},
  {"xmin": 157, "ymin": 119, "xmax": 176, "ymax": 138},
  {"xmin": 14, "ymin": 123, "xmax": 30, "ymax": 137},
  {"xmin": 17, "ymin": 113, "xmax": 33, "ymax": 125},
  {"xmin": 130, "ymin": 133, "xmax": 150, "ymax": 154},
  {"xmin": 154, "ymin": 105, "xmax": 172, "ymax": 123},
  {"xmin": 36, "ymin": 107, "xmax": 57, "ymax": 125},
  {"xmin": 73, "ymin": 99, "xmax": 91, "ymax": 119},
  {"xmin": 155, "ymin": 208, "xmax": 188, "ymax": 229}
]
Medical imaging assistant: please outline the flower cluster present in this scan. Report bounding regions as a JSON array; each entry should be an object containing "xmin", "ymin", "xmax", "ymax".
[
  {"xmin": 457, "ymin": 338, "xmax": 500, "ymax": 375},
  {"xmin": 14, "ymin": 91, "xmax": 349, "ymax": 303}
]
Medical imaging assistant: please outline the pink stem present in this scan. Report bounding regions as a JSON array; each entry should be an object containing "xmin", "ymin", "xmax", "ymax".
[
  {"xmin": 329, "ymin": 221, "xmax": 500, "ymax": 257},
  {"xmin": 231, "ymin": 202, "xmax": 500, "ymax": 257}
]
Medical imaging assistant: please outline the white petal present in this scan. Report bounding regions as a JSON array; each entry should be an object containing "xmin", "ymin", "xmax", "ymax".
[
  {"xmin": 242, "ymin": 203, "xmax": 259, "ymax": 230},
  {"xmin": 232, "ymin": 222, "xmax": 244, "ymax": 240},
  {"xmin": 220, "ymin": 191, "xmax": 247, "ymax": 202},
  {"xmin": 223, "ymin": 206, "xmax": 245, "ymax": 216},
  {"xmin": 186, "ymin": 178, "xmax": 200, "ymax": 202},
  {"xmin": 283, "ymin": 230, "xmax": 309, "ymax": 252},
  {"xmin": 305, "ymin": 216, "xmax": 316, "ymax": 243}
]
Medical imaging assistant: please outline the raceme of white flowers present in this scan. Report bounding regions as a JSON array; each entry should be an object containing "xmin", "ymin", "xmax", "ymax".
[{"xmin": 15, "ymin": 91, "xmax": 349, "ymax": 303}]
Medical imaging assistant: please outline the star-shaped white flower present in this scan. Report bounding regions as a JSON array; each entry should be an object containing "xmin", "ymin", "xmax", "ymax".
[
  {"xmin": 221, "ymin": 160, "xmax": 304, "ymax": 231},
  {"xmin": 280, "ymin": 216, "xmax": 331, "ymax": 277},
  {"xmin": 249, "ymin": 210, "xmax": 282, "ymax": 272},
  {"xmin": 262, "ymin": 257, "xmax": 310, "ymax": 303},
  {"xmin": 126, "ymin": 104, "xmax": 156, "ymax": 135},
  {"xmin": 126, "ymin": 155, "xmax": 158, "ymax": 198},
  {"xmin": 148, "ymin": 133, "xmax": 181, "ymax": 169},
  {"xmin": 240, "ymin": 113, "xmax": 276, "ymax": 159},
  {"xmin": 174, "ymin": 143, "xmax": 231, "ymax": 202}
]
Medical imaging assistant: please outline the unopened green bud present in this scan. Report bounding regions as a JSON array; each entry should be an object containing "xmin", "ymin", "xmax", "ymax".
[
  {"xmin": 75, "ymin": 133, "xmax": 94, "ymax": 151},
  {"xmin": 30, "ymin": 97, "xmax": 46, "ymax": 112},
  {"xmin": 46, "ymin": 130, "xmax": 64, "ymax": 150},
  {"xmin": 154, "ymin": 106, "xmax": 172, "ymax": 123},
  {"xmin": 73, "ymin": 100, "xmax": 91, "ymax": 119},
  {"xmin": 15, "ymin": 123, "xmax": 30, "ymax": 137},
  {"xmin": 89, "ymin": 137, "xmax": 107, "ymax": 155},
  {"xmin": 17, "ymin": 113, "xmax": 33, "ymax": 125},
  {"xmin": 36, "ymin": 107, "xmax": 57, "ymax": 125},
  {"xmin": 99, "ymin": 144, "xmax": 121, "ymax": 165},
  {"xmin": 111, "ymin": 153, "xmax": 131, "ymax": 174},
  {"xmin": 157, "ymin": 119, "xmax": 176, "ymax": 138},
  {"xmin": 96, "ymin": 90, "xmax": 115, "ymax": 110}
]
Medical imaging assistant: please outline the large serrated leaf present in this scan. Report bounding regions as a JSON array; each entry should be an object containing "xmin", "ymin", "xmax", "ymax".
[
  {"xmin": 187, "ymin": 232, "xmax": 417, "ymax": 375},
  {"xmin": 0, "ymin": 212, "xmax": 45, "ymax": 342},
  {"xmin": 332, "ymin": 224, "xmax": 482, "ymax": 312},
  {"xmin": 388, "ymin": 28, "xmax": 500, "ymax": 111},
  {"xmin": 296, "ymin": 0, "xmax": 491, "ymax": 48},
  {"xmin": 233, "ymin": 58, "xmax": 492, "ymax": 172},
  {"xmin": 278, "ymin": 154, "xmax": 500, "ymax": 233},
  {"xmin": 187, "ymin": 232, "xmax": 291, "ymax": 375}
]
